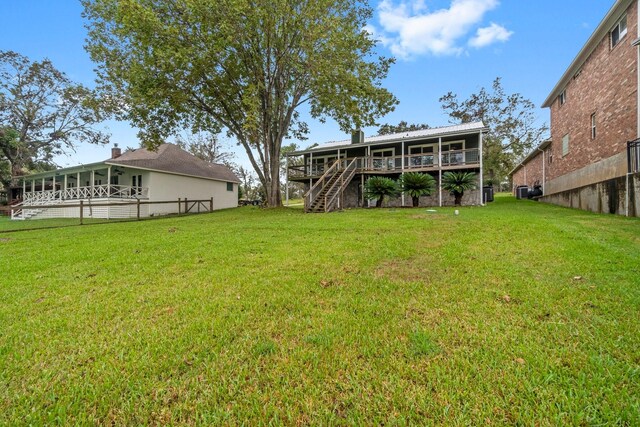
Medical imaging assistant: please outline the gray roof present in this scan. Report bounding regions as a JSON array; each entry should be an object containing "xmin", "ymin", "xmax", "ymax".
[
  {"xmin": 106, "ymin": 143, "xmax": 240, "ymax": 183},
  {"xmin": 291, "ymin": 121, "xmax": 487, "ymax": 155},
  {"xmin": 508, "ymin": 139, "xmax": 553, "ymax": 176}
]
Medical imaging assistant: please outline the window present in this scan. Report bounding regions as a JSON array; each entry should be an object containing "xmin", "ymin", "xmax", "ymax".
[
  {"xmin": 562, "ymin": 134, "xmax": 570, "ymax": 157},
  {"xmin": 591, "ymin": 113, "xmax": 597, "ymax": 139},
  {"xmin": 611, "ymin": 14, "xmax": 627, "ymax": 48},
  {"xmin": 558, "ymin": 89, "xmax": 566, "ymax": 106},
  {"xmin": 408, "ymin": 144, "xmax": 436, "ymax": 167},
  {"xmin": 227, "ymin": 182, "xmax": 233, "ymax": 191}
]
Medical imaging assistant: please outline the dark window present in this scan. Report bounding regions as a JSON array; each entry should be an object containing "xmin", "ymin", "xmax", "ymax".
[
  {"xmin": 227, "ymin": 182, "xmax": 233, "ymax": 191},
  {"xmin": 611, "ymin": 15, "xmax": 627, "ymax": 48}
]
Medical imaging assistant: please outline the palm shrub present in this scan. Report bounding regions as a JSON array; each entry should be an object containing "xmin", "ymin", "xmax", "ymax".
[
  {"xmin": 442, "ymin": 171, "xmax": 477, "ymax": 206},
  {"xmin": 364, "ymin": 176, "xmax": 399, "ymax": 207},
  {"xmin": 399, "ymin": 172, "xmax": 436, "ymax": 207}
]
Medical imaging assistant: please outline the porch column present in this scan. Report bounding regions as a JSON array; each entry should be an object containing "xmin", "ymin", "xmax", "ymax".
[
  {"xmin": 438, "ymin": 137, "xmax": 442, "ymax": 207},
  {"xmin": 32, "ymin": 179, "xmax": 35, "ymax": 193},
  {"xmin": 107, "ymin": 166, "xmax": 112, "ymax": 199},
  {"xmin": 52, "ymin": 175, "xmax": 56, "ymax": 199},
  {"xmin": 401, "ymin": 141, "xmax": 405, "ymax": 206},
  {"xmin": 77, "ymin": 172, "xmax": 80, "ymax": 189},
  {"xmin": 91, "ymin": 170, "xmax": 95, "ymax": 198},
  {"xmin": 479, "ymin": 130, "xmax": 484, "ymax": 206},
  {"xmin": 22, "ymin": 179, "xmax": 25, "ymax": 196},
  {"xmin": 63, "ymin": 175, "xmax": 67, "ymax": 199},
  {"xmin": 42, "ymin": 177, "xmax": 45, "ymax": 193}
]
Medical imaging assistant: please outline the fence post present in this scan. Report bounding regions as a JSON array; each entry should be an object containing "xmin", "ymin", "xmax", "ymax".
[
  {"xmin": 80, "ymin": 200, "xmax": 84, "ymax": 225},
  {"xmin": 178, "ymin": 198, "xmax": 182, "ymax": 215},
  {"xmin": 185, "ymin": 198, "xmax": 188, "ymax": 213},
  {"xmin": 210, "ymin": 197, "xmax": 213, "ymax": 212},
  {"xmin": 137, "ymin": 199, "xmax": 141, "ymax": 220}
]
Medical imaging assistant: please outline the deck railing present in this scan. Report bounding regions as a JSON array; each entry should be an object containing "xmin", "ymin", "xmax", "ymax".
[
  {"xmin": 23, "ymin": 184, "xmax": 148, "ymax": 204},
  {"xmin": 629, "ymin": 139, "xmax": 640, "ymax": 173},
  {"xmin": 289, "ymin": 148, "xmax": 480, "ymax": 179}
]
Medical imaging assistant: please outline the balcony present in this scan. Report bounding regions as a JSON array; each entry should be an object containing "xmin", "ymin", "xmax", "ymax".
[{"xmin": 288, "ymin": 148, "xmax": 480, "ymax": 180}]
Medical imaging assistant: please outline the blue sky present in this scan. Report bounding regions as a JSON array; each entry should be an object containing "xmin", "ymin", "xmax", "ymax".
[{"xmin": 0, "ymin": 0, "xmax": 615, "ymax": 169}]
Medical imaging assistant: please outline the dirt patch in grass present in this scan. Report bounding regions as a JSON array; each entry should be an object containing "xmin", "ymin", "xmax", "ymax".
[{"xmin": 375, "ymin": 257, "xmax": 436, "ymax": 284}]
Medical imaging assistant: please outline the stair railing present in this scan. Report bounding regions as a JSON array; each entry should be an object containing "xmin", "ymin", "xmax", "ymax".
[
  {"xmin": 323, "ymin": 158, "xmax": 358, "ymax": 212},
  {"xmin": 304, "ymin": 160, "xmax": 341, "ymax": 212}
]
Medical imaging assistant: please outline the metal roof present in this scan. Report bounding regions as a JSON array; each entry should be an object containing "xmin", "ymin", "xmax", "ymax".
[{"xmin": 289, "ymin": 121, "xmax": 487, "ymax": 155}]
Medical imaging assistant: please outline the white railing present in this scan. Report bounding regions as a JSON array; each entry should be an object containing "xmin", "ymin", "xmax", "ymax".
[{"xmin": 23, "ymin": 184, "xmax": 148, "ymax": 204}]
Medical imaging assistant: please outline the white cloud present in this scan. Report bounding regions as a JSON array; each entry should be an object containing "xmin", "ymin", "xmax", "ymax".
[
  {"xmin": 375, "ymin": 0, "xmax": 511, "ymax": 59},
  {"xmin": 469, "ymin": 22, "xmax": 513, "ymax": 48}
]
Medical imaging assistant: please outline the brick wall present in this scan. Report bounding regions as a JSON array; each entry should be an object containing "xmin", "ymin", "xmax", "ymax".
[
  {"xmin": 511, "ymin": 150, "xmax": 546, "ymax": 191},
  {"xmin": 547, "ymin": 1, "xmax": 638, "ymax": 183}
]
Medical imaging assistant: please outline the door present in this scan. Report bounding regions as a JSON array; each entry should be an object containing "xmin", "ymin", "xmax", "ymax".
[{"xmin": 371, "ymin": 148, "xmax": 395, "ymax": 170}]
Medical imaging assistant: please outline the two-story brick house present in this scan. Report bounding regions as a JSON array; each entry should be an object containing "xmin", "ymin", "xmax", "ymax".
[{"xmin": 511, "ymin": 0, "xmax": 640, "ymax": 216}]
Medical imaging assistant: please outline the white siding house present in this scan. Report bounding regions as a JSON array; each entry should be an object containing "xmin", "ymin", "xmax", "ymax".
[{"xmin": 11, "ymin": 143, "xmax": 239, "ymax": 220}]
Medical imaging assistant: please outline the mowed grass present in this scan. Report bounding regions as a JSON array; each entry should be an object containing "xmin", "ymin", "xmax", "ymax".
[{"xmin": 1, "ymin": 195, "xmax": 639, "ymax": 425}]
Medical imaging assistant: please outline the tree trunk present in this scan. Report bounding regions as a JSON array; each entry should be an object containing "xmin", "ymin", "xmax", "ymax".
[
  {"xmin": 454, "ymin": 192, "xmax": 463, "ymax": 206},
  {"xmin": 376, "ymin": 197, "xmax": 383, "ymax": 208},
  {"xmin": 412, "ymin": 196, "xmax": 419, "ymax": 207}
]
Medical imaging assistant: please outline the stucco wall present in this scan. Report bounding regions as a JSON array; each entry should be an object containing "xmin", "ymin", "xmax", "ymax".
[
  {"xmin": 147, "ymin": 172, "xmax": 237, "ymax": 215},
  {"xmin": 547, "ymin": 1, "xmax": 637, "ymax": 183}
]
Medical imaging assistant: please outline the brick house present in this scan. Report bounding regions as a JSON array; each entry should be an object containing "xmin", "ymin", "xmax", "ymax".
[{"xmin": 511, "ymin": 0, "xmax": 640, "ymax": 216}]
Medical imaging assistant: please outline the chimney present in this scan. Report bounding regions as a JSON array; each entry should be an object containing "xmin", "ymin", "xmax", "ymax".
[
  {"xmin": 351, "ymin": 130, "xmax": 364, "ymax": 144},
  {"xmin": 111, "ymin": 143, "xmax": 122, "ymax": 159}
]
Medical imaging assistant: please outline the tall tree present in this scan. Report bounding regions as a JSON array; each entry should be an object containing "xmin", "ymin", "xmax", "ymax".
[
  {"xmin": 439, "ymin": 78, "xmax": 548, "ymax": 184},
  {"xmin": 175, "ymin": 131, "xmax": 235, "ymax": 166},
  {"xmin": 378, "ymin": 121, "xmax": 430, "ymax": 136},
  {"xmin": 82, "ymin": 0, "xmax": 398, "ymax": 207},
  {"xmin": 0, "ymin": 50, "xmax": 109, "ymax": 189}
]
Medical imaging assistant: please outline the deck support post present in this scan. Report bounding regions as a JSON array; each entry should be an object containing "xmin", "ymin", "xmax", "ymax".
[
  {"xmin": 178, "ymin": 198, "xmax": 182, "ymax": 214},
  {"xmin": 479, "ymin": 130, "xmax": 484, "ymax": 206},
  {"xmin": 401, "ymin": 141, "xmax": 405, "ymax": 207},
  {"xmin": 285, "ymin": 155, "xmax": 289, "ymax": 207},
  {"xmin": 210, "ymin": 197, "xmax": 213, "ymax": 212},
  {"xmin": 137, "ymin": 198, "xmax": 141, "ymax": 220},
  {"xmin": 438, "ymin": 137, "xmax": 442, "ymax": 207},
  {"xmin": 79, "ymin": 200, "xmax": 84, "ymax": 225}
]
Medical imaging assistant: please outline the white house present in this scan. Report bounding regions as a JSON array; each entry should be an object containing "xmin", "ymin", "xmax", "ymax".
[{"xmin": 11, "ymin": 143, "xmax": 239, "ymax": 220}]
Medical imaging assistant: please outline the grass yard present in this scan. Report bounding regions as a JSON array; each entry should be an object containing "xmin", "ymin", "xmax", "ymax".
[{"xmin": 1, "ymin": 195, "xmax": 639, "ymax": 425}]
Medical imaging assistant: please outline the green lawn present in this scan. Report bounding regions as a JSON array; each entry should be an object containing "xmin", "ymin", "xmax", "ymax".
[{"xmin": 1, "ymin": 195, "xmax": 639, "ymax": 425}]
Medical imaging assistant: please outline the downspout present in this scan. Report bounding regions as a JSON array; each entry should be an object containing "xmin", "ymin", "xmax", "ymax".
[{"xmin": 537, "ymin": 147, "xmax": 546, "ymax": 195}]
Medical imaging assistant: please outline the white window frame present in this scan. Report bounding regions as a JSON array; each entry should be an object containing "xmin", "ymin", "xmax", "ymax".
[
  {"xmin": 441, "ymin": 140, "xmax": 466, "ymax": 165},
  {"xmin": 408, "ymin": 143, "xmax": 437, "ymax": 168},
  {"xmin": 371, "ymin": 147, "xmax": 395, "ymax": 170},
  {"xmin": 611, "ymin": 14, "xmax": 627, "ymax": 48},
  {"xmin": 559, "ymin": 89, "xmax": 566, "ymax": 106}
]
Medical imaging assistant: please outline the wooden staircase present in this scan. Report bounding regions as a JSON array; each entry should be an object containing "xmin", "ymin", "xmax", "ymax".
[{"xmin": 304, "ymin": 158, "xmax": 358, "ymax": 213}]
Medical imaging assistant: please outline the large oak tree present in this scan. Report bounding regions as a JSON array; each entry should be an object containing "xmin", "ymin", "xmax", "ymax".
[
  {"xmin": 440, "ymin": 78, "xmax": 548, "ymax": 186},
  {"xmin": 0, "ymin": 51, "xmax": 108, "ymax": 190},
  {"xmin": 83, "ymin": 0, "xmax": 398, "ymax": 206}
]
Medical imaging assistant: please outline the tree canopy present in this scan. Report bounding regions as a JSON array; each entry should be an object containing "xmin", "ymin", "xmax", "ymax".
[
  {"xmin": 378, "ymin": 121, "xmax": 430, "ymax": 136},
  {"xmin": 439, "ymin": 78, "xmax": 548, "ymax": 184},
  {"xmin": 0, "ymin": 50, "xmax": 108, "ymax": 189},
  {"xmin": 82, "ymin": 0, "xmax": 398, "ymax": 206}
]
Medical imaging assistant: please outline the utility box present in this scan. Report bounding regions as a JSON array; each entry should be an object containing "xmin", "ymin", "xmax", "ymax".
[
  {"xmin": 483, "ymin": 186, "xmax": 494, "ymax": 203},
  {"xmin": 516, "ymin": 185, "xmax": 529, "ymax": 199}
]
